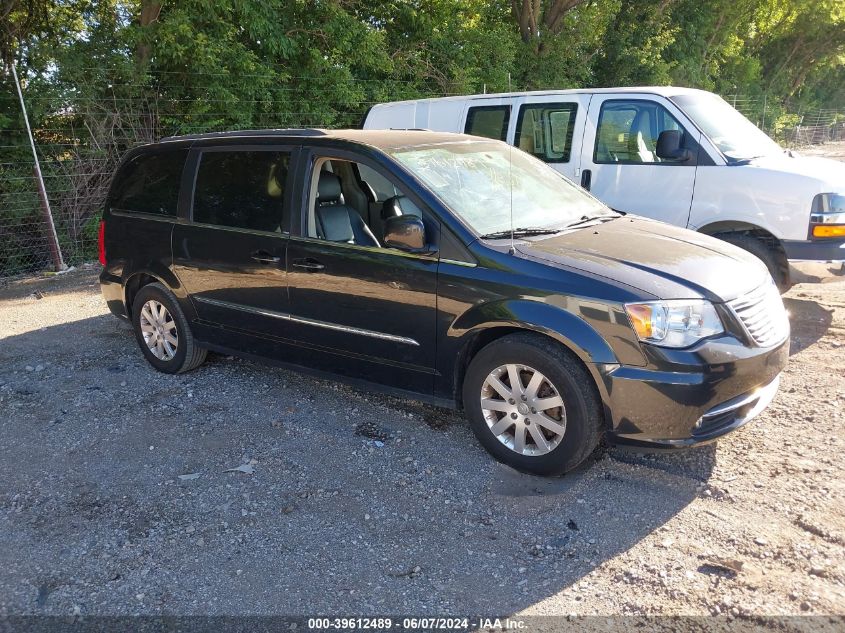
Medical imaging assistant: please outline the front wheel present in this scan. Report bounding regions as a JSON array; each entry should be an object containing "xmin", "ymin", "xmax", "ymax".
[
  {"xmin": 131, "ymin": 282, "xmax": 207, "ymax": 374},
  {"xmin": 462, "ymin": 333, "xmax": 603, "ymax": 476}
]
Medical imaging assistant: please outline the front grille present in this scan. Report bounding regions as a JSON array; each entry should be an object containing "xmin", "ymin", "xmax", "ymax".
[{"xmin": 727, "ymin": 281, "xmax": 790, "ymax": 347}]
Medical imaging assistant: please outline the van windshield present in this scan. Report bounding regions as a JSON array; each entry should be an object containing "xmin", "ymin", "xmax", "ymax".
[
  {"xmin": 671, "ymin": 93, "xmax": 782, "ymax": 162},
  {"xmin": 388, "ymin": 141, "xmax": 613, "ymax": 237}
]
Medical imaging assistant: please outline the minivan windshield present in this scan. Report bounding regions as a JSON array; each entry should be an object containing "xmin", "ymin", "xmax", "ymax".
[
  {"xmin": 388, "ymin": 141, "xmax": 613, "ymax": 237},
  {"xmin": 671, "ymin": 93, "xmax": 782, "ymax": 162}
]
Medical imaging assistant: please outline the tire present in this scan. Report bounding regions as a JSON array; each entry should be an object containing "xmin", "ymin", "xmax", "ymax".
[
  {"xmin": 715, "ymin": 233, "xmax": 790, "ymax": 292},
  {"xmin": 462, "ymin": 333, "xmax": 603, "ymax": 476},
  {"xmin": 131, "ymin": 282, "xmax": 207, "ymax": 374}
]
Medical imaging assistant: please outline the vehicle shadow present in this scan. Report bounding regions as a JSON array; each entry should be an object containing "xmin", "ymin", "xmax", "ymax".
[
  {"xmin": 0, "ymin": 315, "xmax": 716, "ymax": 616},
  {"xmin": 783, "ymin": 297, "xmax": 833, "ymax": 355}
]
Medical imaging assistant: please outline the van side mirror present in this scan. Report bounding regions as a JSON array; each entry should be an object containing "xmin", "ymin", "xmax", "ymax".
[
  {"xmin": 656, "ymin": 130, "xmax": 692, "ymax": 162},
  {"xmin": 383, "ymin": 215, "xmax": 430, "ymax": 253}
]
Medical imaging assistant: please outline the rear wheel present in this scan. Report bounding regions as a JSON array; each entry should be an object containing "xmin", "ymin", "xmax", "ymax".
[
  {"xmin": 715, "ymin": 233, "xmax": 790, "ymax": 292},
  {"xmin": 462, "ymin": 333, "xmax": 603, "ymax": 476},
  {"xmin": 131, "ymin": 283, "xmax": 206, "ymax": 374}
]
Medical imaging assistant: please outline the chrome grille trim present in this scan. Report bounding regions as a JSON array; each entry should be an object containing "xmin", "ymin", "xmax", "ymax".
[{"xmin": 727, "ymin": 282, "xmax": 790, "ymax": 347}]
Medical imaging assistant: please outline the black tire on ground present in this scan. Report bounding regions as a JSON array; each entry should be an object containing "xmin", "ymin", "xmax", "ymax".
[
  {"xmin": 131, "ymin": 282, "xmax": 207, "ymax": 374},
  {"xmin": 462, "ymin": 333, "xmax": 603, "ymax": 476},
  {"xmin": 715, "ymin": 232, "xmax": 790, "ymax": 292}
]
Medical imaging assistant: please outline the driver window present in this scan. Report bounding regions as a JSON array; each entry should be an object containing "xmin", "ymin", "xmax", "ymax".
[
  {"xmin": 306, "ymin": 158, "xmax": 427, "ymax": 249},
  {"xmin": 594, "ymin": 100, "xmax": 686, "ymax": 164}
]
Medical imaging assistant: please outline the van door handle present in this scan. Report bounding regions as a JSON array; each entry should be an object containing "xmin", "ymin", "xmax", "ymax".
[
  {"xmin": 581, "ymin": 169, "xmax": 592, "ymax": 191},
  {"xmin": 292, "ymin": 258, "xmax": 325, "ymax": 272},
  {"xmin": 251, "ymin": 250, "xmax": 281, "ymax": 264}
]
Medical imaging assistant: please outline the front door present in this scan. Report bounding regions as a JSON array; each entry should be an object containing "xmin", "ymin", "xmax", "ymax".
[
  {"xmin": 285, "ymin": 150, "xmax": 439, "ymax": 393},
  {"xmin": 173, "ymin": 146, "xmax": 296, "ymax": 340},
  {"xmin": 579, "ymin": 96, "xmax": 700, "ymax": 227}
]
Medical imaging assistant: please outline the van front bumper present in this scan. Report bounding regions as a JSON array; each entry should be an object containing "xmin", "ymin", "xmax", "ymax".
[
  {"xmin": 783, "ymin": 238, "xmax": 845, "ymax": 262},
  {"xmin": 601, "ymin": 335, "xmax": 789, "ymax": 448}
]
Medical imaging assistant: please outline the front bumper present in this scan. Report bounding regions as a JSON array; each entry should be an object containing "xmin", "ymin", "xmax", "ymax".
[
  {"xmin": 601, "ymin": 335, "xmax": 789, "ymax": 448},
  {"xmin": 783, "ymin": 238, "xmax": 845, "ymax": 262}
]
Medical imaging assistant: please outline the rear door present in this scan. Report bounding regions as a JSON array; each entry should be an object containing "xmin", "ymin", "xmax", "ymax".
[
  {"xmin": 172, "ymin": 145, "xmax": 297, "ymax": 340},
  {"xmin": 510, "ymin": 94, "xmax": 591, "ymax": 182},
  {"xmin": 579, "ymin": 95, "xmax": 701, "ymax": 227}
]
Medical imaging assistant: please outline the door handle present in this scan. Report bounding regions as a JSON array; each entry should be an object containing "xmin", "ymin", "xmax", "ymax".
[
  {"xmin": 292, "ymin": 258, "xmax": 325, "ymax": 272},
  {"xmin": 251, "ymin": 250, "xmax": 281, "ymax": 264},
  {"xmin": 581, "ymin": 169, "xmax": 592, "ymax": 191}
]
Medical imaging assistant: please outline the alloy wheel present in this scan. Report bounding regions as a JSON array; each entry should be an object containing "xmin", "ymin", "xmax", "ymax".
[
  {"xmin": 139, "ymin": 299, "xmax": 178, "ymax": 361},
  {"xmin": 480, "ymin": 363, "xmax": 566, "ymax": 456}
]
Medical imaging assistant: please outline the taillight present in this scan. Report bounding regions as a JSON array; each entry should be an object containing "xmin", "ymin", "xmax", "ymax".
[{"xmin": 98, "ymin": 220, "xmax": 106, "ymax": 265}]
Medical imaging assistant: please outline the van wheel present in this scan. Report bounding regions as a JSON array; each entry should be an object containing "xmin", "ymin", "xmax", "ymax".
[
  {"xmin": 462, "ymin": 333, "xmax": 602, "ymax": 476},
  {"xmin": 131, "ymin": 283, "xmax": 207, "ymax": 374},
  {"xmin": 715, "ymin": 233, "xmax": 790, "ymax": 292}
]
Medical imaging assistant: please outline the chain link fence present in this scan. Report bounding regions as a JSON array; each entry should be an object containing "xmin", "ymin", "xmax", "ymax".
[
  {"xmin": 722, "ymin": 94, "xmax": 845, "ymax": 145},
  {"xmin": 2, "ymin": 83, "xmax": 843, "ymax": 279},
  {"xmin": 0, "ymin": 73, "xmax": 425, "ymax": 279}
]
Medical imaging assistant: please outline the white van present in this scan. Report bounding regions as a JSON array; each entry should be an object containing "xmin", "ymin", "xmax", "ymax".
[{"xmin": 363, "ymin": 87, "xmax": 845, "ymax": 287}]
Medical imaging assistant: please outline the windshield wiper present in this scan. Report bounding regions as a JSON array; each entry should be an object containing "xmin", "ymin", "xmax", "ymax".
[
  {"xmin": 478, "ymin": 227, "xmax": 564, "ymax": 240},
  {"xmin": 561, "ymin": 214, "xmax": 618, "ymax": 229}
]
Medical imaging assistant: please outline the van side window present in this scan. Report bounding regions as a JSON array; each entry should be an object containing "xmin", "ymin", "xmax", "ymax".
[
  {"xmin": 594, "ymin": 100, "xmax": 686, "ymax": 164},
  {"xmin": 464, "ymin": 105, "xmax": 510, "ymax": 141},
  {"xmin": 110, "ymin": 149, "xmax": 187, "ymax": 216},
  {"xmin": 192, "ymin": 151, "xmax": 290, "ymax": 232},
  {"xmin": 515, "ymin": 103, "xmax": 577, "ymax": 163}
]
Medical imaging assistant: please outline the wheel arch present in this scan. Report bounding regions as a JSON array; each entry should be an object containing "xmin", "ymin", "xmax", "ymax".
[
  {"xmin": 698, "ymin": 220, "xmax": 780, "ymax": 241},
  {"xmin": 697, "ymin": 221, "xmax": 789, "ymax": 286},
  {"xmin": 449, "ymin": 300, "xmax": 616, "ymax": 410},
  {"xmin": 124, "ymin": 266, "xmax": 191, "ymax": 319}
]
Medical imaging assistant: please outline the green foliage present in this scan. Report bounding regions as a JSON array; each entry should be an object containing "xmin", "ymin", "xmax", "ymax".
[{"xmin": 1, "ymin": 0, "xmax": 843, "ymax": 274}]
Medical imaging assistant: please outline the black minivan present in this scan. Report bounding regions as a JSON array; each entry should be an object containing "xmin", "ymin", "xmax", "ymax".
[{"xmin": 99, "ymin": 129, "xmax": 789, "ymax": 475}]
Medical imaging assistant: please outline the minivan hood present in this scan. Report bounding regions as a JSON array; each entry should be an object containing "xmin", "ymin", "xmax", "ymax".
[
  {"xmin": 746, "ymin": 153, "xmax": 845, "ymax": 188},
  {"xmin": 516, "ymin": 217, "xmax": 769, "ymax": 302}
]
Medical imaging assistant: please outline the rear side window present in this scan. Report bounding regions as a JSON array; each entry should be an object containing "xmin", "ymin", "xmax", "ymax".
[
  {"xmin": 464, "ymin": 105, "xmax": 510, "ymax": 141},
  {"xmin": 515, "ymin": 103, "xmax": 578, "ymax": 163},
  {"xmin": 110, "ymin": 149, "xmax": 187, "ymax": 216},
  {"xmin": 192, "ymin": 150, "xmax": 291, "ymax": 232}
]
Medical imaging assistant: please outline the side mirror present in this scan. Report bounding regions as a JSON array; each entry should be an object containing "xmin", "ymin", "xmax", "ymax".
[
  {"xmin": 656, "ymin": 130, "xmax": 692, "ymax": 162},
  {"xmin": 383, "ymin": 215, "xmax": 429, "ymax": 252}
]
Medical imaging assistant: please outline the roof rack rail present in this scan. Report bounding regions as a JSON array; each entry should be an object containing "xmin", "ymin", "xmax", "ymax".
[{"xmin": 160, "ymin": 128, "xmax": 328, "ymax": 142}]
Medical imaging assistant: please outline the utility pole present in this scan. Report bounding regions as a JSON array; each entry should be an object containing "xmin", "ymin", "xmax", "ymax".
[{"xmin": 11, "ymin": 62, "xmax": 66, "ymax": 272}]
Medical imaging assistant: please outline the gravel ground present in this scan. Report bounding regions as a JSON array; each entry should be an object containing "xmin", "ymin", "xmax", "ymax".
[
  {"xmin": 1, "ymin": 265, "xmax": 843, "ymax": 618},
  {"xmin": 1, "ymin": 142, "xmax": 844, "ymax": 619},
  {"xmin": 801, "ymin": 140, "xmax": 845, "ymax": 162}
]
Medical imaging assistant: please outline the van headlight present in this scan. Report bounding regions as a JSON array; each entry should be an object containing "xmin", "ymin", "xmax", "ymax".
[
  {"xmin": 624, "ymin": 300, "xmax": 724, "ymax": 348},
  {"xmin": 810, "ymin": 193, "xmax": 845, "ymax": 238}
]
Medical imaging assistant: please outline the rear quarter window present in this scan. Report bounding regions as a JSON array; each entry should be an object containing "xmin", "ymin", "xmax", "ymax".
[{"xmin": 109, "ymin": 149, "xmax": 188, "ymax": 216}]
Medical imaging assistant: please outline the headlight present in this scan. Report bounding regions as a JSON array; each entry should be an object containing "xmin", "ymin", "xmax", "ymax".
[
  {"xmin": 624, "ymin": 300, "xmax": 724, "ymax": 348},
  {"xmin": 810, "ymin": 193, "xmax": 845, "ymax": 238}
]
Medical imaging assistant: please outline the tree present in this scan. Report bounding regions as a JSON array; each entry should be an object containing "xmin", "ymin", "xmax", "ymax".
[
  {"xmin": 1, "ymin": 0, "xmax": 51, "ymax": 65},
  {"xmin": 510, "ymin": 0, "xmax": 589, "ymax": 44}
]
